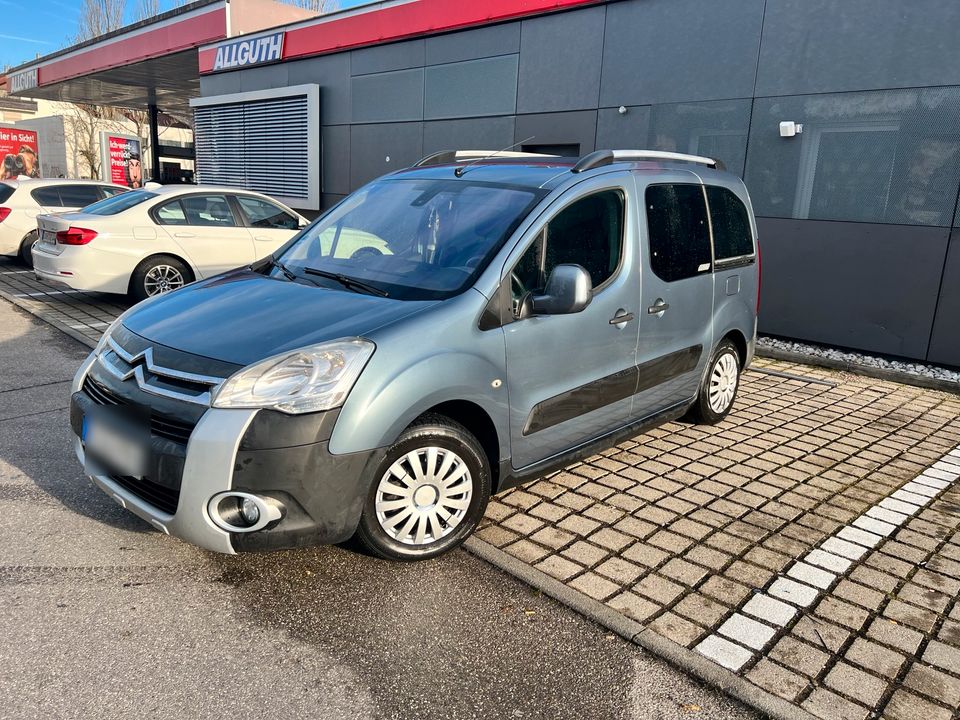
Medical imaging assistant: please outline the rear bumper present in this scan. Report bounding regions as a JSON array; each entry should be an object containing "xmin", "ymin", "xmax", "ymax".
[
  {"xmin": 72, "ymin": 353, "xmax": 381, "ymax": 553},
  {"xmin": 33, "ymin": 244, "xmax": 130, "ymax": 294}
]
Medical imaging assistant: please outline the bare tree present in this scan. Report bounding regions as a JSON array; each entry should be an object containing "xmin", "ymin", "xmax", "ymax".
[
  {"xmin": 133, "ymin": 0, "xmax": 160, "ymax": 22},
  {"xmin": 282, "ymin": 0, "xmax": 340, "ymax": 13},
  {"xmin": 77, "ymin": 0, "xmax": 127, "ymax": 41}
]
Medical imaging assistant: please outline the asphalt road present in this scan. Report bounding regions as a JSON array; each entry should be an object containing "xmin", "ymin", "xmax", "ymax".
[{"xmin": 0, "ymin": 298, "xmax": 756, "ymax": 720}]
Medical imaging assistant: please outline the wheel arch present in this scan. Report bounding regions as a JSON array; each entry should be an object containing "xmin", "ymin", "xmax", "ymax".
[
  {"xmin": 414, "ymin": 400, "xmax": 502, "ymax": 492},
  {"xmin": 720, "ymin": 328, "xmax": 749, "ymax": 369},
  {"xmin": 127, "ymin": 252, "xmax": 197, "ymax": 294}
]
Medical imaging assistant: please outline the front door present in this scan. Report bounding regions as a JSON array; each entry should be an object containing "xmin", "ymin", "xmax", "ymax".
[
  {"xmin": 633, "ymin": 176, "xmax": 715, "ymax": 418},
  {"xmin": 156, "ymin": 193, "xmax": 256, "ymax": 277},
  {"xmin": 503, "ymin": 177, "xmax": 641, "ymax": 469}
]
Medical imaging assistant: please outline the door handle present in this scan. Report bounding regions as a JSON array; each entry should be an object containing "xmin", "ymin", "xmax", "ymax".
[
  {"xmin": 647, "ymin": 300, "xmax": 670, "ymax": 314},
  {"xmin": 609, "ymin": 311, "xmax": 635, "ymax": 325},
  {"xmin": 173, "ymin": 232, "xmax": 196, "ymax": 239}
]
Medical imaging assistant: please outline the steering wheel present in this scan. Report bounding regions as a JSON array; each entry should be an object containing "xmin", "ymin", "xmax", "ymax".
[{"xmin": 510, "ymin": 272, "xmax": 530, "ymax": 317}]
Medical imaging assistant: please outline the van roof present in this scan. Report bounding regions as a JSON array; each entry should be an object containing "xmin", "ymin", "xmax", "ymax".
[{"xmin": 391, "ymin": 149, "xmax": 739, "ymax": 191}]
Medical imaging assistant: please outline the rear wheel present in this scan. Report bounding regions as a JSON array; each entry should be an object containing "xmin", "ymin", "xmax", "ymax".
[
  {"xmin": 130, "ymin": 255, "xmax": 192, "ymax": 302},
  {"xmin": 688, "ymin": 339, "xmax": 741, "ymax": 424},
  {"xmin": 354, "ymin": 415, "xmax": 491, "ymax": 561},
  {"xmin": 18, "ymin": 231, "xmax": 38, "ymax": 268}
]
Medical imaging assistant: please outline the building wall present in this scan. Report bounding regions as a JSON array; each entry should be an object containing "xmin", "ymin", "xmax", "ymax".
[{"xmin": 199, "ymin": 0, "xmax": 960, "ymax": 367}]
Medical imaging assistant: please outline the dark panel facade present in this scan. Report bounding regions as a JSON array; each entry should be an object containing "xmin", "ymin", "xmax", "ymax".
[
  {"xmin": 422, "ymin": 116, "xmax": 516, "ymax": 156},
  {"xmin": 424, "ymin": 55, "xmax": 518, "ymax": 120},
  {"xmin": 199, "ymin": 0, "xmax": 960, "ymax": 365},
  {"xmin": 351, "ymin": 68, "xmax": 424, "ymax": 123},
  {"xmin": 928, "ymin": 231, "xmax": 960, "ymax": 367},
  {"xmin": 424, "ymin": 22, "xmax": 520, "ymax": 65},
  {"xmin": 516, "ymin": 6, "xmax": 605, "ymax": 114},
  {"xmin": 746, "ymin": 89, "xmax": 960, "ymax": 227},
  {"xmin": 756, "ymin": 0, "xmax": 960, "ymax": 97},
  {"xmin": 599, "ymin": 0, "xmax": 764, "ymax": 107},
  {"xmin": 349, "ymin": 122, "xmax": 423, "ymax": 188},
  {"xmin": 757, "ymin": 218, "xmax": 949, "ymax": 360},
  {"xmin": 514, "ymin": 111, "xmax": 598, "ymax": 156}
]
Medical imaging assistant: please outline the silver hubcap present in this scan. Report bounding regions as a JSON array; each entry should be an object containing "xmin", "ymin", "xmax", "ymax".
[
  {"xmin": 144, "ymin": 265, "xmax": 185, "ymax": 296},
  {"xmin": 375, "ymin": 447, "xmax": 473, "ymax": 546},
  {"xmin": 708, "ymin": 352, "xmax": 739, "ymax": 414}
]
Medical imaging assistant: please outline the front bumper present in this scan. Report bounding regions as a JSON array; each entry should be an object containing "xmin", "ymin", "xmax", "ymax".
[{"xmin": 71, "ymin": 352, "xmax": 382, "ymax": 553}]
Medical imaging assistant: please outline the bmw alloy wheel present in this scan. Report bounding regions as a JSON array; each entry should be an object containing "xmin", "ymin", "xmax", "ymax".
[{"xmin": 144, "ymin": 265, "xmax": 185, "ymax": 296}]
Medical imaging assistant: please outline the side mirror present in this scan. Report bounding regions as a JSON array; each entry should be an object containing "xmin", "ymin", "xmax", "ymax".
[{"xmin": 527, "ymin": 264, "xmax": 593, "ymax": 316}]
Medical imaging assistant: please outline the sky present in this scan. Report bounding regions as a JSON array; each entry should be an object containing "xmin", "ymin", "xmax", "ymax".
[{"xmin": 1, "ymin": 0, "xmax": 372, "ymax": 71}]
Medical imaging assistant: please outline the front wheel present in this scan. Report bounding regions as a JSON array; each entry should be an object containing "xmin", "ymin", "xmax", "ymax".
[
  {"xmin": 354, "ymin": 415, "xmax": 491, "ymax": 561},
  {"xmin": 688, "ymin": 339, "xmax": 741, "ymax": 424}
]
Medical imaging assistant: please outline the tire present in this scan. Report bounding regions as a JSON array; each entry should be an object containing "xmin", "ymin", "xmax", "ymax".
[
  {"xmin": 18, "ymin": 231, "xmax": 38, "ymax": 268},
  {"xmin": 129, "ymin": 255, "xmax": 192, "ymax": 302},
  {"xmin": 688, "ymin": 339, "xmax": 741, "ymax": 424},
  {"xmin": 354, "ymin": 414, "xmax": 491, "ymax": 561}
]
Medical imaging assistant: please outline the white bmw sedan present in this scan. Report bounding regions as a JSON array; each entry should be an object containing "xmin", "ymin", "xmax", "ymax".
[{"xmin": 32, "ymin": 185, "xmax": 308, "ymax": 300}]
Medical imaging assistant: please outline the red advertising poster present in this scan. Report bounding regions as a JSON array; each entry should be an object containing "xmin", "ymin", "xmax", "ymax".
[
  {"xmin": 0, "ymin": 126, "xmax": 40, "ymax": 180},
  {"xmin": 106, "ymin": 135, "xmax": 143, "ymax": 188}
]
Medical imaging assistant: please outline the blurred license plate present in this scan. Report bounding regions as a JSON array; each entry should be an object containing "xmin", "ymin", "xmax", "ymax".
[{"xmin": 82, "ymin": 406, "xmax": 149, "ymax": 478}]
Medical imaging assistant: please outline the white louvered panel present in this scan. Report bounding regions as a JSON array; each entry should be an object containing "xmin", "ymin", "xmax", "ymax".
[{"xmin": 194, "ymin": 94, "xmax": 311, "ymax": 200}]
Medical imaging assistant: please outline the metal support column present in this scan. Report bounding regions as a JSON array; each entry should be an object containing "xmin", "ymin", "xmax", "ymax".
[{"xmin": 148, "ymin": 103, "xmax": 162, "ymax": 183}]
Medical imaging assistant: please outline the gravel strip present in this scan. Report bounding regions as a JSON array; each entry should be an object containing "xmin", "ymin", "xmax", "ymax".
[{"xmin": 758, "ymin": 336, "xmax": 960, "ymax": 384}]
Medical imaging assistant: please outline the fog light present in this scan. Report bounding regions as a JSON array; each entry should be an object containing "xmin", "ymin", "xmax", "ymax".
[{"xmin": 241, "ymin": 497, "xmax": 260, "ymax": 525}]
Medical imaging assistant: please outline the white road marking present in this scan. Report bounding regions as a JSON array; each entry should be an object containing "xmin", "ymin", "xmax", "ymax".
[
  {"xmin": 13, "ymin": 290, "xmax": 87, "ymax": 298},
  {"xmin": 695, "ymin": 441, "xmax": 960, "ymax": 672}
]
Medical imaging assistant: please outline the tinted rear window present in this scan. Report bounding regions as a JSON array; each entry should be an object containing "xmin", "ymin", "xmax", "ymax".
[
  {"xmin": 31, "ymin": 186, "xmax": 62, "ymax": 207},
  {"xmin": 645, "ymin": 184, "xmax": 712, "ymax": 283},
  {"xmin": 0, "ymin": 183, "xmax": 14, "ymax": 204},
  {"xmin": 83, "ymin": 189, "xmax": 157, "ymax": 216},
  {"xmin": 56, "ymin": 184, "xmax": 104, "ymax": 208},
  {"xmin": 707, "ymin": 186, "xmax": 754, "ymax": 261}
]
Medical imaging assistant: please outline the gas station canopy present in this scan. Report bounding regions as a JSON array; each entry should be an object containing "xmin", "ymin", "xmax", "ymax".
[{"xmin": 3, "ymin": 0, "xmax": 315, "ymax": 117}]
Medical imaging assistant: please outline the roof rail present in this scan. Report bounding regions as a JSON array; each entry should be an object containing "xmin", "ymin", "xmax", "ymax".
[
  {"xmin": 571, "ymin": 149, "xmax": 722, "ymax": 173},
  {"xmin": 414, "ymin": 149, "xmax": 557, "ymax": 168}
]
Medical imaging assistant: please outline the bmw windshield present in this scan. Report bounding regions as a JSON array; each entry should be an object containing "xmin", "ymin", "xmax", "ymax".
[{"xmin": 274, "ymin": 178, "xmax": 545, "ymax": 300}]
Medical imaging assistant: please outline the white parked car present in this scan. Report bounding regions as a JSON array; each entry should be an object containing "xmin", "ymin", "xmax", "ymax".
[
  {"xmin": 0, "ymin": 179, "xmax": 128, "ymax": 267},
  {"xmin": 33, "ymin": 185, "xmax": 308, "ymax": 300}
]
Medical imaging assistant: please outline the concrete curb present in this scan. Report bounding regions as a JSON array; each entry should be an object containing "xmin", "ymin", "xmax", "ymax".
[
  {"xmin": 0, "ymin": 288, "xmax": 98, "ymax": 350},
  {"xmin": 756, "ymin": 346, "xmax": 960, "ymax": 395},
  {"xmin": 464, "ymin": 536, "xmax": 819, "ymax": 720}
]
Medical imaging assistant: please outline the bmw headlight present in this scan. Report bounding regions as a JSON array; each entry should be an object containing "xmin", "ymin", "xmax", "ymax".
[{"xmin": 212, "ymin": 338, "xmax": 375, "ymax": 414}]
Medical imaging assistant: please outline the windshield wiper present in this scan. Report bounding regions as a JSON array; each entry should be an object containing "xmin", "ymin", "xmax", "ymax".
[
  {"xmin": 303, "ymin": 267, "xmax": 388, "ymax": 297},
  {"xmin": 266, "ymin": 256, "xmax": 297, "ymax": 281}
]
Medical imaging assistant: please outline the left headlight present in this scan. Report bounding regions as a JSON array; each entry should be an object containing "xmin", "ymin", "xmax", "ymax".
[{"xmin": 211, "ymin": 338, "xmax": 375, "ymax": 414}]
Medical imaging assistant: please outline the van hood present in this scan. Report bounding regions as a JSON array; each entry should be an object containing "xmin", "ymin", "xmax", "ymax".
[{"xmin": 121, "ymin": 269, "xmax": 436, "ymax": 367}]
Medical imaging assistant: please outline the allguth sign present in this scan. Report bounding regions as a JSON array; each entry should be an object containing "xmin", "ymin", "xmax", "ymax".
[{"xmin": 212, "ymin": 32, "xmax": 284, "ymax": 71}]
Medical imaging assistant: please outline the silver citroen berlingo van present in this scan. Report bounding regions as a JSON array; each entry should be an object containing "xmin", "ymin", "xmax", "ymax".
[{"xmin": 70, "ymin": 149, "xmax": 759, "ymax": 560}]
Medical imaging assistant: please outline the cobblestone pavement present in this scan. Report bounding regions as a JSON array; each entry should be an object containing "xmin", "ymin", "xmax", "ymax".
[
  {"xmin": 479, "ymin": 365, "xmax": 960, "ymax": 720},
  {"xmin": 0, "ymin": 257, "xmax": 129, "ymax": 345},
  {"xmin": 3, "ymin": 255, "xmax": 960, "ymax": 719}
]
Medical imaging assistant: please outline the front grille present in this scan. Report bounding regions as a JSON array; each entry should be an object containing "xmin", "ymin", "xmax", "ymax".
[
  {"xmin": 109, "ymin": 475, "xmax": 179, "ymax": 515},
  {"xmin": 82, "ymin": 376, "xmax": 196, "ymax": 445}
]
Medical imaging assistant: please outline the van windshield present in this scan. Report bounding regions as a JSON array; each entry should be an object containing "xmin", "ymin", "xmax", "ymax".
[{"xmin": 277, "ymin": 178, "xmax": 544, "ymax": 300}]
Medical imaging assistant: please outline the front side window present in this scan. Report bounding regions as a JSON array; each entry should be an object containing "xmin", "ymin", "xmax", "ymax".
[
  {"xmin": 277, "ymin": 178, "xmax": 543, "ymax": 300},
  {"xmin": 707, "ymin": 186, "xmax": 753, "ymax": 261},
  {"xmin": 236, "ymin": 195, "xmax": 299, "ymax": 230},
  {"xmin": 645, "ymin": 184, "xmax": 711, "ymax": 283},
  {"xmin": 511, "ymin": 190, "xmax": 624, "ymax": 301}
]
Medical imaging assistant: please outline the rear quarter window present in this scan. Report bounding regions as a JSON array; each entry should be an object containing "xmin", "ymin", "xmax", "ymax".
[
  {"xmin": 0, "ymin": 183, "xmax": 14, "ymax": 203},
  {"xmin": 30, "ymin": 187, "xmax": 62, "ymax": 207},
  {"xmin": 707, "ymin": 186, "xmax": 754, "ymax": 261}
]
